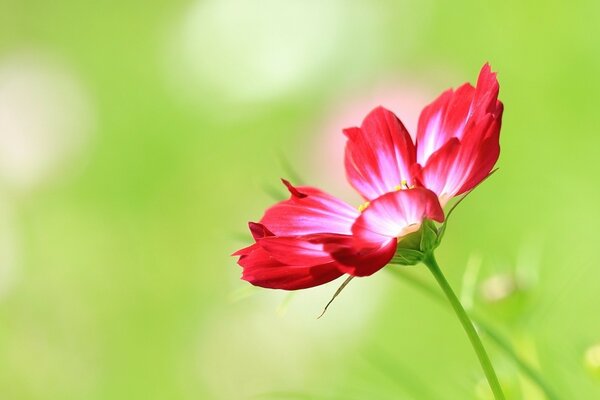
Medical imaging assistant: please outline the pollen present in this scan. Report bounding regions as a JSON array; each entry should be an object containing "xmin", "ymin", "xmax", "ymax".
[
  {"xmin": 358, "ymin": 201, "xmax": 370, "ymax": 212},
  {"xmin": 394, "ymin": 180, "xmax": 410, "ymax": 191}
]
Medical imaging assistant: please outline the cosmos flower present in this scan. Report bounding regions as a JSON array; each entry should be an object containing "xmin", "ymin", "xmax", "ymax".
[
  {"xmin": 233, "ymin": 64, "xmax": 502, "ymax": 290},
  {"xmin": 233, "ymin": 181, "xmax": 443, "ymax": 289},
  {"xmin": 345, "ymin": 63, "xmax": 503, "ymax": 207}
]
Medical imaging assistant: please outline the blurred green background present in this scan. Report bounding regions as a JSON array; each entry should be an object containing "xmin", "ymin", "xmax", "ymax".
[{"xmin": 1, "ymin": 0, "xmax": 599, "ymax": 399}]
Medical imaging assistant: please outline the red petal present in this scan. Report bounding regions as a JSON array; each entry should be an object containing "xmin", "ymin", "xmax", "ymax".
[
  {"xmin": 421, "ymin": 114, "xmax": 501, "ymax": 201},
  {"xmin": 231, "ymin": 222, "xmax": 274, "ymax": 256},
  {"xmin": 257, "ymin": 235, "xmax": 333, "ymax": 266},
  {"xmin": 313, "ymin": 188, "xmax": 443, "ymax": 277},
  {"xmin": 249, "ymin": 222, "xmax": 275, "ymax": 240},
  {"xmin": 281, "ymin": 178, "xmax": 307, "ymax": 198},
  {"xmin": 417, "ymin": 64, "xmax": 503, "ymax": 200},
  {"xmin": 232, "ymin": 242, "xmax": 258, "ymax": 257},
  {"xmin": 457, "ymin": 120, "xmax": 501, "ymax": 194},
  {"xmin": 344, "ymin": 106, "xmax": 416, "ymax": 200},
  {"xmin": 237, "ymin": 245, "xmax": 343, "ymax": 290},
  {"xmin": 352, "ymin": 188, "xmax": 445, "ymax": 244},
  {"xmin": 260, "ymin": 180, "xmax": 358, "ymax": 236},
  {"xmin": 324, "ymin": 237, "xmax": 398, "ymax": 277},
  {"xmin": 420, "ymin": 138, "xmax": 463, "ymax": 202},
  {"xmin": 416, "ymin": 64, "xmax": 502, "ymax": 165},
  {"xmin": 416, "ymin": 87, "xmax": 470, "ymax": 163}
]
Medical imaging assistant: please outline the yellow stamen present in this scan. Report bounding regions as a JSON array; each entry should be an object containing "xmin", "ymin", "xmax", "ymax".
[
  {"xmin": 394, "ymin": 180, "xmax": 409, "ymax": 191},
  {"xmin": 358, "ymin": 201, "xmax": 370, "ymax": 212}
]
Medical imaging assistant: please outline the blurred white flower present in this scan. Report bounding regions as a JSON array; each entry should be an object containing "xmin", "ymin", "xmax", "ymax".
[
  {"xmin": 198, "ymin": 274, "xmax": 390, "ymax": 399},
  {"xmin": 584, "ymin": 343, "xmax": 600, "ymax": 379},
  {"xmin": 480, "ymin": 273, "xmax": 518, "ymax": 303},
  {"xmin": 0, "ymin": 51, "xmax": 94, "ymax": 191}
]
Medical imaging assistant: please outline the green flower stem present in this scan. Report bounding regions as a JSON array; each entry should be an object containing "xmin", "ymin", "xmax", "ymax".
[
  {"xmin": 388, "ymin": 267, "xmax": 560, "ymax": 400},
  {"xmin": 423, "ymin": 253, "xmax": 506, "ymax": 400}
]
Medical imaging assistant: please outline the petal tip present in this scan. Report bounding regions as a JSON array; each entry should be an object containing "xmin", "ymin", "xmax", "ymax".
[
  {"xmin": 248, "ymin": 222, "xmax": 274, "ymax": 240},
  {"xmin": 280, "ymin": 178, "xmax": 307, "ymax": 198}
]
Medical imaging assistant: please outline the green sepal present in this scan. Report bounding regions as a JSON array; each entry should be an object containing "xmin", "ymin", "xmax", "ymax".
[
  {"xmin": 391, "ymin": 248, "xmax": 423, "ymax": 265},
  {"xmin": 436, "ymin": 221, "xmax": 447, "ymax": 246},
  {"xmin": 391, "ymin": 227, "xmax": 424, "ymax": 266},
  {"xmin": 390, "ymin": 219, "xmax": 444, "ymax": 266},
  {"xmin": 397, "ymin": 228, "xmax": 421, "ymax": 250},
  {"xmin": 419, "ymin": 219, "xmax": 439, "ymax": 253}
]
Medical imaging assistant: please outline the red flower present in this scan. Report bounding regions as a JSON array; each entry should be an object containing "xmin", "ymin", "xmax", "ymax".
[
  {"xmin": 234, "ymin": 181, "xmax": 443, "ymax": 289},
  {"xmin": 346, "ymin": 63, "xmax": 503, "ymax": 207},
  {"xmin": 233, "ymin": 64, "xmax": 502, "ymax": 290}
]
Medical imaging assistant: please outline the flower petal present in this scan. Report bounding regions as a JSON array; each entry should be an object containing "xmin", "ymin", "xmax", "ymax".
[
  {"xmin": 344, "ymin": 106, "xmax": 416, "ymax": 200},
  {"xmin": 231, "ymin": 222, "xmax": 275, "ymax": 256},
  {"xmin": 416, "ymin": 64, "xmax": 503, "ymax": 200},
  {"xmin": 260, "ymin": 179, "xmax": 358, "ymax": 236},
  {"xmin": 314, "ymin": 188, "xmax": 443, "ymax": 277},
  {"xmin": 352, "ymin": 187, "xmax": 445, "ymax": 244},
  {"xmin": 420, "ymin": 114, "xmax": 501, "ymax": 202},
  {"xmin": 237, "ymin": 245, "xmax": 344, "ymax": 290},
  {"xmin": 455, "ymin": 114, "xmax": 502, "ymax": 195},
  {"xmin": 322, "ymin": 236, "xmax": 398, "ymax": 277},
  {"xmin": 416, "ymin": 63, "xmax": 502, "ymax": 164},
  {"xmin": 418, "ymin": 138, "xmax": 462, "ymax": 204},
  {"xmin": 416, "ymin": 88, "xmax": 464, "ymax": 163},
  {"xmin": 257, "ymin": 235, "xmax": 333, "ymax": 266}
]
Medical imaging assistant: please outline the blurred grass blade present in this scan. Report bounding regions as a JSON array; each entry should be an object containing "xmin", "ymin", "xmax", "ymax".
[
  {"xmin": 263, "ymin": 182, "xmax": 287, "ymax": 201},
  {"xmin": 278, "ymin": 152, "xmax": 304, "ymax": 185},
  {"xmin": 276, "ymin": 291, "xmax": 296, "ymax": 317},
  {"xmin": 362, "ymin": 345, "xmax": 442, "ymax": 400},
  {"xmin": 460, "ymin": 253, "xmax": 482, "ymax": 310}
]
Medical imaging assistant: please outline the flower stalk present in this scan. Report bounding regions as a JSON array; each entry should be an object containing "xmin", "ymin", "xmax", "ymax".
[
  {"xmin": 388, "ymin": 265, "xmax": 560, "ymax": 400},
  {"xmin": 423, "ymin": 252, "xmax": 506, "ymax": 400}
]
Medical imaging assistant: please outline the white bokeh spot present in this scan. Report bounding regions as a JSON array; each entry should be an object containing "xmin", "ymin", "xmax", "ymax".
[
  {"xmin": 0, "ymin": 52, "xmax": 94, "ymax": 191},
  {"xmin": 166, "ymin": 0, "xmax": 386, "ymax": 103}
]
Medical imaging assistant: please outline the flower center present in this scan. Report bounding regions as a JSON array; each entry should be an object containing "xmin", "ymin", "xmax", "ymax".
[
  {"xmin": 393, "ymin": 179, "xmax": 411, "ymax": 191},
  {"xmin": 357, "ymin": 201, "xmax": 370, "ymax": 212},
  {"xmin": 357, "ymin": 181, "xmax": 413, "ymax": 212}
]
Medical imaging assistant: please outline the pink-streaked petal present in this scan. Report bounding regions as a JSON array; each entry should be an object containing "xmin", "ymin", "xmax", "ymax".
[
  {"xmin": 232, "ymin": 242, "xmax": 258, "ymax": 257},
  {"xmin": 231, "ymin": 222, "xmax": 275, "ymax": 256},
  {"xmin": 416, "ymin": 87, "xmax": 469, "ymax": 163},
  {"xmin": 324, "ymin": 237, "xmax": 398, "ymax": 277},
  {"xmin": 249, "ymin": 222, "xmax": 275, "ymax": 240},
  {"xmin": 352, "ymin": 188, "xmax": 445, "ymax": 244},
  {"xmin": 421, "ymin": 113, "xmax": 501, "ymax": 201},
  {"xmin": 472, "ymin": 64, "xmax": 502, "ymax": 118},
  {"xmin": 419, "ymin": 138, "xmax": 462, "ymax": 203},
  {"xmin": 257, "ymin": 235, "xmax": 333, "ymax": 266},
  {"xmin": 457, "ymin": 121, "xmax": 501, "ymax": 194},
  {"xmin": 260, "ymin": 180, "xmax": 358, "ymax": 236},
  {"xmin": 312, "ymin": 188, "xmax": 443, "ymax": 277},
  {"xmin": 416, "ymin": 64, "xmax": 502, "ymax": 164},
  {"xmin": 237, "ymin": 245, "xmax": 344, "ymax": 290},
  {"xmin": 344, "ymin": 106, "xmax": 416, "ymax": 200}
]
